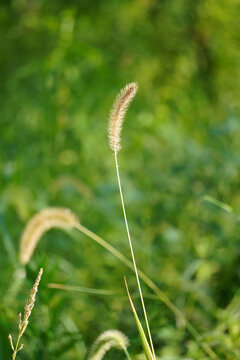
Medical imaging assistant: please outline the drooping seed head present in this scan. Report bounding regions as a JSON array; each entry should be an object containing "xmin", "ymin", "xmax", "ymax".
[
  {"xmin": 19, "ymin": 207, "xmax": 79, "ymax": 265},
  {"xmin": 108, "ymin": 82, "xmax": 138, "ymax": 153},
  {"xmin": 89, "ymin": 329, "xmax": 129, "ymax": 360}
]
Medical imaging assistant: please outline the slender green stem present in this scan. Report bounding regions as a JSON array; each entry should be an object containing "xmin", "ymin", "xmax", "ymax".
[
  {"xmin": 73, "ymin": 223, "xmax": 218, "ymax": 360},
  {"xmin": 124, "ymin": 347, "xmax": 133, "ymax": 360},
  {"xmin": 114, "ymin": 151, "xmax": 156, "ymax": 360}
]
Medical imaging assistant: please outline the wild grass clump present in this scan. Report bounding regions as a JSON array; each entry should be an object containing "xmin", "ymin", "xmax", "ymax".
[{"xmin": 7, "ymin": 83, "xmax": 220, "ymax": 360}]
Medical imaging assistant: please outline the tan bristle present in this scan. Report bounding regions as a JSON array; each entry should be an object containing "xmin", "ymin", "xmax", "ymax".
[
  {"xmin": 108, "ymin": 82, "xmax": 138, "ymax": 153},
  {"xmin": 19, "ymin": 207, "xmax": 79, "ymax": 265},
  {"xmin": 20, "ymin": 268, "xmax": 43, "ymax": 337},
  {"xmin": 8, "ymin": 268, "xmax": 43, "ymax": 359}
]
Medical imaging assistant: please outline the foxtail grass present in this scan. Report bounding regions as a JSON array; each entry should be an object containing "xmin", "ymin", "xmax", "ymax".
[
  {"xmin": 108, "ymin": 82, "xmax": 156, "ymax": 360},
  {"xmin": 16, "ymin": 87, "xmax": 218, "ymax": 359},
  {"xmin": 9, "ymin": 268, "xmax": 43, "ymax": 360}
]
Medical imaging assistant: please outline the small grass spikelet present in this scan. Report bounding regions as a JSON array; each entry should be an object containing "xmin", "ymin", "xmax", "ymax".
[
  {"xmin": 108, "ymin": 82, "xmax": 138, "ymax": 153},
  {"xmin": 19, "ymin": 268, "xmax": 43, "ymax": 337},
  {"xmin": 89, "ymin": 329, "xmax": 130, "ymax": 360},
  {"xmin": 9, "ymin": 268, "xmax": 43, "ymax": 360},
  {"xmin": 19, "ymin": 207, "xmax": 79, "ymax": 264}
]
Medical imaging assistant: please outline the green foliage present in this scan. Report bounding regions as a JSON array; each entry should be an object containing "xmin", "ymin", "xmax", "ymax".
[{"xmin": 1, "ymin": 0, "xmax": 240, "ymax": 359}]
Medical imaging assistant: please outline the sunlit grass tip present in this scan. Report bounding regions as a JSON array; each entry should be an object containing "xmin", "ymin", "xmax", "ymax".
[
  {"xmin": 108, "ymin": 82, "xmax": 138, "ymax": 153},
  {"xmin": 19, "ymin": 207, "xmax": 79, "ymax": 265}
]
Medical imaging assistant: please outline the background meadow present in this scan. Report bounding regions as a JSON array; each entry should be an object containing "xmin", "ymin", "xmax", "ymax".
[{"xmin": 1, "ymin": 0, "xmax": 240, "ymax": 359}]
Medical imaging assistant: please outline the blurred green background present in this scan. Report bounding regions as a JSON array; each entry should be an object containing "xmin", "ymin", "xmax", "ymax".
[{"xmin": 1, "ymin": 0, "xmax": 240, "ymax": 359}]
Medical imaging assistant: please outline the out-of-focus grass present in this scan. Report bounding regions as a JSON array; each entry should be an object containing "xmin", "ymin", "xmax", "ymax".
[{"xmin": 1, "ymin": 0, "xmax": 240, "ymax": 359}]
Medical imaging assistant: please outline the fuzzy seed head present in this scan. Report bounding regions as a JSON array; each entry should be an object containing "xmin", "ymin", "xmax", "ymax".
[
  {"xmin": 89, "ymin": 329, "xmax": 129, "ymax": 360},
  {"xmin": 19, "ymin": 207, "xmax": 79, "ymax": 265},
  {"xmin": 108, "ymin": 82, "xmax": 138, "ymax": 153}
]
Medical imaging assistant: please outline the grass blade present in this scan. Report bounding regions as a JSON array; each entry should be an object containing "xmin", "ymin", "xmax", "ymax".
[
  {"xmin": 124, "ymin": 277, "xmax": 154, "ymax": 360},
  {"xmin": 203, "ymin": 195, "xmax": 235, "ymax": 214}
]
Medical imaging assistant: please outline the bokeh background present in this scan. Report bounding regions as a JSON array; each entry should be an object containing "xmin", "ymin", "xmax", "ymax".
[{"xmin": 1, "ymin": 0, "xmax": 240, "ymax": 359}]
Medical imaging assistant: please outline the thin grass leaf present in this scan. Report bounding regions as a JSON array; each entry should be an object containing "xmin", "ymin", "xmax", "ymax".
[
  {"xmin": 124, "ymin": 277, "xmax": 154, "ymax": 360},
  {"xmin": 203, "ymin": 195, "xmax": 235, "ymax": 214},
  {"xmin": 48, "ymin": 283, "xmax": 116, "ymax": 296},
  {"xmin": 48, "ymin": 282, "xmax": 159, "ymax": 300}
]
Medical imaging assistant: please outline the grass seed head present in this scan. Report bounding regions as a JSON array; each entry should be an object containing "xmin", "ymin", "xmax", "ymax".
[
  {"xmin": 20, "ymin": 268, "xmax": 43, "ymax": 337},
  {"xmin": 89, "ymin": 329, "xmax": 129, "ymax": 360},
  {"xmin": 9, "ymin": 268, "xmax": 43, "ymax": 360},
  {"xmin": 108, "ymin": 82, "xmax": 138, "ymax": 153},
  {"xmin": 19, "ymin": 207, "xmax": 79, "ymax": 264}
]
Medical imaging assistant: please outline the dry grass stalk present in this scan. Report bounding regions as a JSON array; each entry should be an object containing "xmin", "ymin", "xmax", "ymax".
[
  {"xmin": 108, "ymin": 82, "xmax": 138, "ymax": 153},
  {"xmin": 9, "ymin": 268, "xmax": 43, "ymax": 360},
  {"xmin": 19, "ymin": 207, "xmax": 79, "ymax": 265}
]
